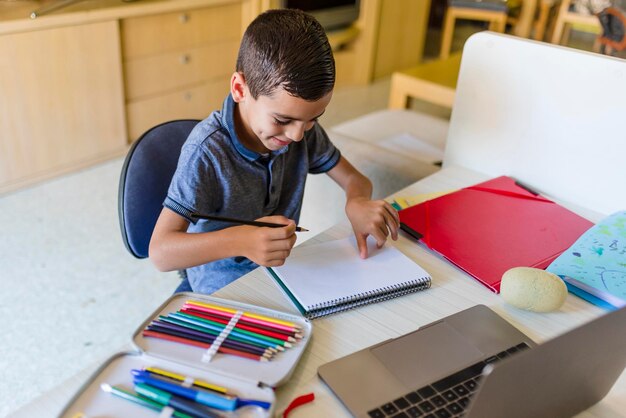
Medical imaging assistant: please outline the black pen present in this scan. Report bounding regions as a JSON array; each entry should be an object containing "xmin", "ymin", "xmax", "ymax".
[{"xmin": 191, "ymin": 213, "xmax": 309, "ymax": 232}]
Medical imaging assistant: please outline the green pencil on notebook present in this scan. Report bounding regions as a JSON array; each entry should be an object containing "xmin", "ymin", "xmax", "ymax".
[{"xmin": 191, "ymin": 213, "xmax": 308, "ymax": 232}]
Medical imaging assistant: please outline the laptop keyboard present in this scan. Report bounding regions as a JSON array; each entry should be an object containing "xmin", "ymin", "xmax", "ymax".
[{"xmin": 367, "ymin": 342, "xmax": 530, "ymax": 418}]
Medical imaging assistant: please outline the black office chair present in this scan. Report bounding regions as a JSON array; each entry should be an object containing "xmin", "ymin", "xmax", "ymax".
[{"xmin": 118, "ymin": 119, "xmax": 200, "ymax": 292}]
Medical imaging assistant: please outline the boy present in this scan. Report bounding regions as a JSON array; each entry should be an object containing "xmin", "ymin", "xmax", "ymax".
[{"xmin": 149, "ymin": 9, "xmax": 400, "ymax": 294}]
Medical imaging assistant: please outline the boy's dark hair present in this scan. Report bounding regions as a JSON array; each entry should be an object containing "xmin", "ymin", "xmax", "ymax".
[{"xmin": 236, "ymin": 9, "xmax": 335, "ymax": 101}]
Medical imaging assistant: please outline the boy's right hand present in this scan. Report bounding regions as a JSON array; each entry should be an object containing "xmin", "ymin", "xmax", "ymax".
[{"xmin": 237, "ymin": 215, "xmax": 297, "ymax": 267}]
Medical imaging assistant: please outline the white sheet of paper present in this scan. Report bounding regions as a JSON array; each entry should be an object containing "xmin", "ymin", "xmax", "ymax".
[{"xmin": 272, "ymin": 237, "xmax": 431, "ymax": 310}]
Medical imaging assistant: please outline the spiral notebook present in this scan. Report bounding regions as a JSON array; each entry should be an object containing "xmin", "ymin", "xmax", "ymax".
[{"xmin": 266, "ymin": 237, "xmax": 431, "ymax": 319}]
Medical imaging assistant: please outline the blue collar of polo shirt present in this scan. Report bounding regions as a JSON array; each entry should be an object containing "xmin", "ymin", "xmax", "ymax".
[{"xmin": 221, "ymin": 94, "xmax": 288, "ymax": 162}]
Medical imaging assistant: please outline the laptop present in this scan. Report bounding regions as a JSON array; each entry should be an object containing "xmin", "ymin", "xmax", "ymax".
[{"xmin": 318, "ymin": 304, "xmax": 626, "ymax": 418}]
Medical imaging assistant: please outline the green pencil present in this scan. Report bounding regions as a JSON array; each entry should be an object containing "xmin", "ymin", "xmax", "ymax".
[{"xmin": 100, "ymin": 383, "xmax": 193, "ymax": 418}]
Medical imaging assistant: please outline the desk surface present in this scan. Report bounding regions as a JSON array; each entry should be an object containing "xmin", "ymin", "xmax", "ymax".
[{"xmin": 13, "ymin": 166, "xmax": 626, "ymax": 418}]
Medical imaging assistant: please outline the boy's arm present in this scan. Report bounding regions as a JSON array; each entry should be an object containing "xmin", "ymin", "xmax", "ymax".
[
  {"xmin": 326, "ymin": 156, "xmax": 400, "ymax": 259},
  {"xmin": 149, "ymin": 207, "xmax": 297, "ymax": 271}
]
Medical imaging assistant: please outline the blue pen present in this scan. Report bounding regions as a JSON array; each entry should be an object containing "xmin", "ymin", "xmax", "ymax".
[
  {"xmin": 134, "ymin": 383, "xmax": 222, "ymax": 418},
  {"xmin": 141, "ymin": 368, "xmax": 272, "ymax": 410},
  {"xmin": 132, "ymin": 369, "xmax": 237, "ymax": 411}
]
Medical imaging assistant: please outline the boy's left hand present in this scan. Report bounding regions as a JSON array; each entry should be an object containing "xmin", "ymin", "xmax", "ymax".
[{"xmin": 345, "ymin": 197, "xmax": 400, "ymax": 259}]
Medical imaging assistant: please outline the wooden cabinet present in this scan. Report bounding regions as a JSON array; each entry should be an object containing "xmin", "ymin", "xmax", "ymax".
[
  {"xmin": 0, "ymin": 0, "xmax": 247, "ymax": 194},
  {"xmin": 325, "ymin": 0, "xmax": 431, "ymax": 86},
  {"xmin": 120, "ymin": 3, "xmax": 242, "ymax": 140},
  {"xmin": 372, "ymin": 0, "xmax": 430, "ymax": 79},
  {"xmin": 0, "ymin": 0, "xmax": 430, "ymax": 194},
  {"xmin": 0, "ymin": 20, "xmax": 127, "ymax": 193}
]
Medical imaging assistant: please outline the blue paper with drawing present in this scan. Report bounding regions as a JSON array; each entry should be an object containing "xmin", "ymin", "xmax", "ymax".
[{"xmin": 547, "ymin": 211, "xmax": 626, "ymax": 310}]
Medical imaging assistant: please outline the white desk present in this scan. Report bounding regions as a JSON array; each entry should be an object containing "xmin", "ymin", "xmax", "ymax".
[{"xmin": 14, "ymin": 166, "xmax": 626, "ymax": 418}]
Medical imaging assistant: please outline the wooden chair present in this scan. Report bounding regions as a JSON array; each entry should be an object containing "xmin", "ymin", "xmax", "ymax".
[
  {"xmin": 388, "ymin": 52, "xmax": 462, "ymax": 110},
  {"xmin": 440, "ymin": 0, "xmax": 561, "ymax": 55},
  {"xmin": 440, "ymin": 0, "xmax": 508, "ymax": 59},
  {"xmin": 550, "ymin": 0, "xmax": 601, "ymax": 47},
  {"xmin": 531, "ymin": 0, "xmax": 555, "ymax": 40}
]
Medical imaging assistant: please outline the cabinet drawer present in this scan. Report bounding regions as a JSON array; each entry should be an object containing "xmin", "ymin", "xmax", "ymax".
[
  {"xmin": 124, "ymin": 40, "xmax": 238, "ymax": 101},
  {"xmin": 121, "ymin": 3, "xmax": 242, "ymax": 59},
  {"xmin": 126, "ymin": 77, "xmax": 230, "ymax": 141},
  {"xmin": 0, "ymin": 20, "xmax": 127, "ymax": 193}
]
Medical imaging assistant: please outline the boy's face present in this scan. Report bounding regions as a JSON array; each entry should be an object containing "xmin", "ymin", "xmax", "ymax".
[{"xmin": 231, "ymin": 73, "xmax": 333, "ymax": 153}]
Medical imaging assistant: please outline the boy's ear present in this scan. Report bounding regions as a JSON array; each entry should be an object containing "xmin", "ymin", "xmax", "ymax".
[{"xmin": 230, "ymin": 72, "xmax": 247, "ymax": 103}]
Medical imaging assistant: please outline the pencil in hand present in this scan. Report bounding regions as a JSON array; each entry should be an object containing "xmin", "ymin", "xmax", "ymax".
[{"xmin": 191, "ymin": 213, "xmax": 308, "ymax": 232}]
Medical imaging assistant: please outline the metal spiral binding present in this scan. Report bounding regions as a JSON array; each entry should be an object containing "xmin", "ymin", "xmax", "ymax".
[{"xmin": 305, "ymin": 276, "xmax": 431, "ymax": 319}]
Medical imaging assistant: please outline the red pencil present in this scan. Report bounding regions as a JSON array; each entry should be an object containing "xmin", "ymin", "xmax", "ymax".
[
  {"xmin": 147, "ymin": 322, "xmax": 273, "ymax": 356},
  {"xmin": 143, "ymin": 330, "xmax": 269, "ymax": 361},
  {"xmin": 183, "ymin": 301, "xmax": 301, "ymax": 333},
  {"xmin": 181, "ymin": 308, "xmax": 297, "ymax": 342},
  {"xmin": 183, "ymin": 306, "xmax": 302, "ymax": 338}
]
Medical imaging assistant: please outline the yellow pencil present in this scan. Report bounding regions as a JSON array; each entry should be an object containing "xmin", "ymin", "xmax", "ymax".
[
  {"xmin": 144, "ymin": 366, "xmax": 229, "ymax": 394},
  {"xmin": 186, "ymin": 300, "xmax": 300, "ymax": 329}
]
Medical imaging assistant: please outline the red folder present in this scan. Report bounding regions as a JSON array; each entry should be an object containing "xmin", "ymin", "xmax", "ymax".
[{"xmin": 398, "ymin": 176, "xmax": 594, "ymax": 293}]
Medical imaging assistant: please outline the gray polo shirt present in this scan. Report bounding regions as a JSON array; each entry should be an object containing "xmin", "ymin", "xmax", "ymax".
[{"xmin": 164, "ymin": 94, "xmax": 340, "ymax": 293}]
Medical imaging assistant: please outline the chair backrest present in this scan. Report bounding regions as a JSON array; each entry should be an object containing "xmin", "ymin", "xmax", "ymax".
[
  {"xmin": 443, "ymin": 32, "xmax": 626, "ymax": 215},
  {"xmin": 118, "ymin": 119, "xmax": 199, "ymax": 258}
]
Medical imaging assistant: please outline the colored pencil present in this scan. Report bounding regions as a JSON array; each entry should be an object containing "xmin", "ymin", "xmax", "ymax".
[
  {"xmin": 157, "ymin": 315, "xmax": 286, "ymax": 350},
  {"xmin": 149, "ymin": 321, "xmax": 275, "ymax": 355},
  {"xmin": 141, "ymin": 300, "xmax": 301, "ymax": 361},
  {"xmin": 170, "ymin": 312, "xmax": 292, "ymax": 347},
  {"xmin": 143, "ymin": 330, "xmax": 269, "ymax": 361},
  {"xmin": 191, "ymin": 213, "xmax": 308, "ymax": 232},
  {"xmin": 163, "ymin": 313, "xmax": 289, "ymax": 348},
  {"xmin": 184, "ymin": 300, "xmax": 301, "ymax": 331},
  {"xmin": 181, "ymin": 307, "xmax": 297, "ymax": 341},
  {"xmin": 147, "ymin": 323, "xmax": 274, "ymax": 358},
  {"xmin": 182, "ymin": 306, "xmax": 302, "ymax": 338}
]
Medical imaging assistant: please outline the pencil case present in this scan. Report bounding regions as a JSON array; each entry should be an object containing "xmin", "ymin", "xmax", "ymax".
[{"xmin": 58, "ymin": 292, "xmax": 312, "ymax": 418}]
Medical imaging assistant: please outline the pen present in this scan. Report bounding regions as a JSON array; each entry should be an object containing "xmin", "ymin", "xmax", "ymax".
[
  {"xmin": 132, "ymin": 369, "xmax": 237, "ymax": 410},
  {"xmin": 143, "ymin": 366, "xmax": 229, "ymax": 394},
  {"xmin": 135, "ymin": 369, "xmax": 273, "ymax": 410},
  {"xmin": 100, "ymin": 383, "xmax": 194, "ymax": 418},
  {"xmin": 142, "ymin": 367, "xmax": 272, "ymax": 409},
  {"xmin": 134, "ymin": 382, "xmax": 223, "ymax": 418},
  {"xmin": 191, "ymin": 213, "xmax": 308, "ymax": 232}
]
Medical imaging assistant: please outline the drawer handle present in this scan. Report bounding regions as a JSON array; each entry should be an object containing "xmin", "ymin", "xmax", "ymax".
[
  {"xmin": 179, "ymin": 13, "xmax": 189, "ymax": 23},
  {"xmin": 180, "ymin": 54, "xmax": 191, "ymax": 65},
  {"xmin": 184, "ymin": 92, "xmax": 193, "ymax": 101}
]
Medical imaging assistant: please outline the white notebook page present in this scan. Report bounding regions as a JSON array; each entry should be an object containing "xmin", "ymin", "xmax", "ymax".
[{"xmin": 272, "ymin": 237, "xmax": 431, "ymax": 309}]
